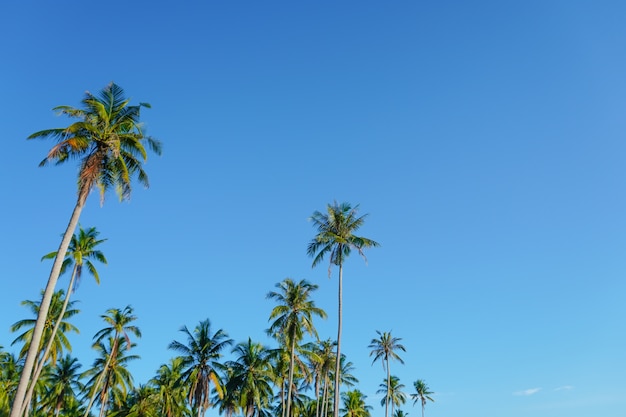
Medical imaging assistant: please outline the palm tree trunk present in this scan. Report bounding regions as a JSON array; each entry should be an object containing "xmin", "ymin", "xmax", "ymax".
[
  {"xmin": 20, "ymin": 267, "xmax": 79, "ymax": 416},
  {"xmin": 286, "ymin": 337, "xmax": 296, "ymax": 417},
  {"xmin": 333, "ymin": 265, "xmax": 343, "ymax": 417},
  {"xmin": 10, "ymin": 198, "xmax": 85, "ymax": 417},
  {"xmin": 83, "ymin": 338, "xmax": 119, "ymax": 417}
]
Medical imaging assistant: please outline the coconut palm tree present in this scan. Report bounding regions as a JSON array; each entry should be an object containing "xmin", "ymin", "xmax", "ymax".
[
  {"xmin": 339, "ymin": 390, "xmax": 371, "ymax": 417},
  {"xmin": 83, "ymin": 336, "xmax": 139, "ymax": 417},
  {"xmin": 1, "ymin": 351, "xmax": 22, "ymax": 417},
  {"xmin": 12, "ymin": 83, "xmax": 161, "ymax": 417},
  {"xmin": 392, "ymin": 410, "xmax": 408, "ymax": 417},
  {"xmin": 376, "ymin": 376, "xmax": 406, "ymax": 417},
  {"xmin": 225, "ymin": 338, "xmax": 274, "ymax": 417},
  {"xmin": 83, "ymin": 306, "xmax": 141, "ymax": 417},
  {"xmin": 267, "ymin": 278, "xmax": 326, "ymax": 417},
  {"xmin": 368, "ymin": 331, "xmax": 405, "ymax": 417},
  {"xmin": 150, "ymin": 357, "xmax": 189, "ymax": 417},
  {"xmin": 410, "ymin": 380, "xmax": 434, "ymax": 417},
  {"xmin": 308, "ymin": 201, "xmax": 378, "ymax": 417},
  {"xmin": 168, "ymin": 319, "xmax": 233, "ymax": 417},
  {"xmin": 21, "ymin": 226, "xmax": 106, "ymax": 416},
  {"xmin": 40, "ymin": 355, "xmax": 83, "ymax": 417},
  {"xmin": 11, "ymin": 290, "xmax": 79, "ymax": 366}
]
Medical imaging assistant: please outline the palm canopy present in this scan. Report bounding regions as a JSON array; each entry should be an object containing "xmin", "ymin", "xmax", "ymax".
[
  {"xmin": 368, "ymin": 331, "xmax": 406, "ymax": 370},
  {"xmin": 411, "ymin": 380, "xmax": 434, "ymax": 417},
  {"xmin": 168, "ymin": 319, "xmax": 233, "ymax": 417},
  {"xmin": 42, "ymin": 225, "xmax": 107, "ymax": 289},
  {"xmin": 307, "ymin": 201, "xmax": 379, "ymax": 276},
  {"xmin": 29, "ymin": 82, "xmax": 162, "ymax": 204},
  {"xmin": 339, "ymin": 390, "xmax": 372, "ymax": 417}
]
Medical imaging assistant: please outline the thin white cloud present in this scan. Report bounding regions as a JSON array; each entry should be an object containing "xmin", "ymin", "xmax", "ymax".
[
  {"xmin": 555, "ymin": 385, "xmax": 574, "ymax": 391},
  {"xmin": 514, "ymin": 388, "xmax": 541, "ymax": 396}
]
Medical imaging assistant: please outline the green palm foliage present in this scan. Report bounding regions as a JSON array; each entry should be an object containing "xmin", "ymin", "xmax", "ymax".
[
  {"xmin": 83, "ymin": 337, "xmax": 139, "ymax": 417},
  {"xmin": 168, "ymin": 319, "xmax": 233, "ymax": 417},
  {"xmin": 225, "ymin": 338, "xmax": 274, "ymax": 417},
  {"xmin": 13, "ymin": 83, "xmax": 161, "ymax": 417},
  {"xmin": 369, "ymin": 331, "xmax": 405, "ymax": 417},
  {"xmin": 110, "ymin": 384, "xmax": 159, "ymax": 417},
  {"xmin": 410, "ymin": 380, "xmax": 434, "ymax": 417},
  {"xmin": 308, "ymin": 201, "xmax": 379, "ymax": 417},
  {"xmin": 83, "ymin": 306, "xmax": 141, "ymax": 417},
  {"xmin": 339, "ymin": 390, "xmax": 372, "ymax": 417},
  {"xmin": 150, "ymin": 357, "xmax": 189, "ymax": 417},
  {"xmin": 11, "ymin": 290, "xmax": 79, "ymax": 366},
  {"xmin": 392, "ymin": 410, "xmax": 409, "ymax": 417},
  {"xmin": 376, "ymin": 376, "xmax": 406, "ymax": 417},
  {"xmin": 267, "ymin": 278, "xmax": 326, "ymax": 417},
  {"xmin": 1, "ymin": 351, "xmax": 22, "ymax": 417},
  {"xmin": 40, "ymin": 355, "xmax": 83, "ymax": 417}
]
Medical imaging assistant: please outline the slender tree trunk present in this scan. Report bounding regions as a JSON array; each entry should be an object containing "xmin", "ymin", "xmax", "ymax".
[
  {"xmin": 83, "ymin": 338, "xmax": 119, "ymax": 417},
  {"xmin": 333, "ymin": 265, "xmax": 343, "ymax": 417},
  {"xmin": 10, "ymin": 199, "xmax": 85, "ymax": 417},
  {"xmin": 286, "ymin": 337, "xmax": 296, "ymax": 417},
  {"xmin": 20, "ymin": 267, "xmax": 78, "ymax": 416},
  {"xmin": 385, "ymin": 358, "xmax": 390, "ymax": 417}
]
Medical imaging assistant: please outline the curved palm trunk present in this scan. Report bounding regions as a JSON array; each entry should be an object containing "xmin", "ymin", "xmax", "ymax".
[
  {"xmin": 10, "ymin": 198, "xmax": 85, "ymax": 417},
  {"xmin": 83, "ymin": 337, "xmax": 119, "ymax": 417},
  {"xmin": 286, "ymin": 337, "xmax": 296, "ymax": 417},
  {"xmin": 20, "ymin": 267, "xmax": 79, "ymax": 417},
  {"xmin": 333, "ymin": 265, "xmax": 343, "ymax": 417}
]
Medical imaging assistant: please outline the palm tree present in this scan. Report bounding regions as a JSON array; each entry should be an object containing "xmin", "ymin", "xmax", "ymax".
[
  {"xmin": 150, "ymin": 357, "xmax": 189, "ymax": 417},
  {"xmin": 339, "ymin": 390, "xmax": 372, "ymax": 417},
  {"xmin": 83, "ymin": 337, "xmax": 139, "ymax": 417},
  {"xmin": 41, "ymin": 355, "xmax": 83, "ymax": 417},
  {"xmin": 83, "ymin": 306, "xmax": 141, "ymax": 417},
  {"xmin": 308, "ymin": 201, "xmax": 379, "ymax": 417},
  {"xmin": 11, "ymin": 290, "xmax": 79, "ymax": 366},
  {"xmin": 225, "ymin": 338, "xmax": 274, "ymax": 417},
  {"xmin": 168, "ymin": 319, "xmax": 233, "ymax": 417},
  {"xmin": 21, "ymin": 226, "xmax": 107, "ymax": 416},
  {"xmin": 1, "ymin": 351, "xmax": 22, "ymax": 417},
  {"xmin": 368, "ymin": 331, "xmax": 405, "ymax": 417},
  {"xmin": 376, "ymin": 376, "xmax": 406, "ymax": 417},
  {"xmin": 267, "ymin": 278, "xmax": 326, "ymax": 417},
  {"xmin": 410, "ymin": 380, "xmax": 434, "ymax": 417},
  {"xmin": 12, "ymin": 83, "xmax": 161, "ymax": 417},
  {"xmin": 392, "ymin": 410, "xmax": 408, "ymax": 417}
]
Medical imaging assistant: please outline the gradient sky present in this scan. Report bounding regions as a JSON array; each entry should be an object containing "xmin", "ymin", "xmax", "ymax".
[{"xmin": 1, "ymin": 2, "xmax": 626, "ymax": 417}]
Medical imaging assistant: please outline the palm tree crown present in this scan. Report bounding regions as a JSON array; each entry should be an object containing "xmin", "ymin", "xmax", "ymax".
[{"xmin": 411, "ymin": 380, "xmax": 434, "ymax": 417}]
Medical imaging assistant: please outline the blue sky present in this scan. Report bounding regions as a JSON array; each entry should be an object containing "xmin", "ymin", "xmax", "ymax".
[{"xmin": 1, "ymin": 1, "xmax": 626, "ymax": 416}]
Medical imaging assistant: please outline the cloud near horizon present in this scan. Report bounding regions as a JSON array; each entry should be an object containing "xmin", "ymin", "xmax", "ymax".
[{"xmin": 514, "ymin": 388, "xmax": 541, "ymax": 396}]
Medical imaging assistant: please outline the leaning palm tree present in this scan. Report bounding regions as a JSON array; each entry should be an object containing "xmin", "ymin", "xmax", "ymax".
[
  {"xmin": 168, "ymin": 319, "xmax": 233, "ymax": 417},
  {"xmin": 83, "ymin": 306, "xmax": 141, "ymax": 417},
  {"xmin": 21, "ymin": 226, "xmax": 107, "ymax": 416},
  {"xmin": 12, "ymin": 83, "xmax": 161, "ymax": 417},
  {"xmin": 267, "ymin": 278, "xmax": 326, "ymax": 417},
  {"xmin": 308, "ymin": 201, "xmax": 379, "ymax": 417},
  {"xmin": 376, "ymin": 376, "xmax": 406, "ymax": 417},
  {"xmin": 339, "ymin": 390, "xmax": 372, "ymax": 417},
  {"xmin": 410, "ymin": 380, "xmax": 434, "ymax": 417},
  {"xmin": 368, "ymin": 331, "xmax": 405, "ymax": 417}
]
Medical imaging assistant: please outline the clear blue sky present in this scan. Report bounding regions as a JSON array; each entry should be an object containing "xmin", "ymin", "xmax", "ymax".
[{"xmin": 1, "ymin": 1, "xmax": 625, "ymax": 416}]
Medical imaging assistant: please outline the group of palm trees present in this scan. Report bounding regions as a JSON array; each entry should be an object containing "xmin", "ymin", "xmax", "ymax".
[
  {"xmin": 2, "ymin": 83, "xmax": 435, "ymax": 417},
  {"xmin": 2, "ymin": 279, "xmax": 434, "ymax": 417}
]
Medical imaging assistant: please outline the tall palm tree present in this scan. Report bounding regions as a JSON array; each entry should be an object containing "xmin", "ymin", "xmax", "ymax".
[
  {"xmin": 410, "ymin": 380, "xmax": 434, "ymax": 417},
  {"xmin": 168, "ymin": 319, "xmax": 233, "ymax": 417},
  {"xmin": 225, "ymin": 338, "xmax": 274, "ymax": 417},
  {"xmin": 150, "ymin": 357, "xmax": 189, "ymax": 417},
  {"xmin": 339, "ymin": 390, "xmax": 372, "ymax": 417},
  {"xmin": 83, "ymin": 337, "xmax": 139, "ymax": 417},
  {"xmin": 267, "ymin": 278, "xmax": 326, "ymax": 417},
  {"xmin": 11, "ymin": 290, "xmax": 79, "ymax": 366},
  {"xmin": 40, "ymin": 355, "xmax": 83, "ymax": 417},
  {"xmin": 368, "ymin": 331, "xmax": 405, "ymax": 417},
  {"xmin": 83, "ymin": 306, "xmax": 141, "ymax": 417},
  {"xmin": 308, "ymin": 201, "xmax": 379, "ymax": 417},
  {"xmin": 376, "ymin": 376, "xmax": 406, "ymax": 417},
  {"xmin": 21, "ymin": 226, "xmax": 107, "ymax": 416},
  {"xmin": 13, "ymin": 83, "xmax": 161, "ymax": 417}
]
